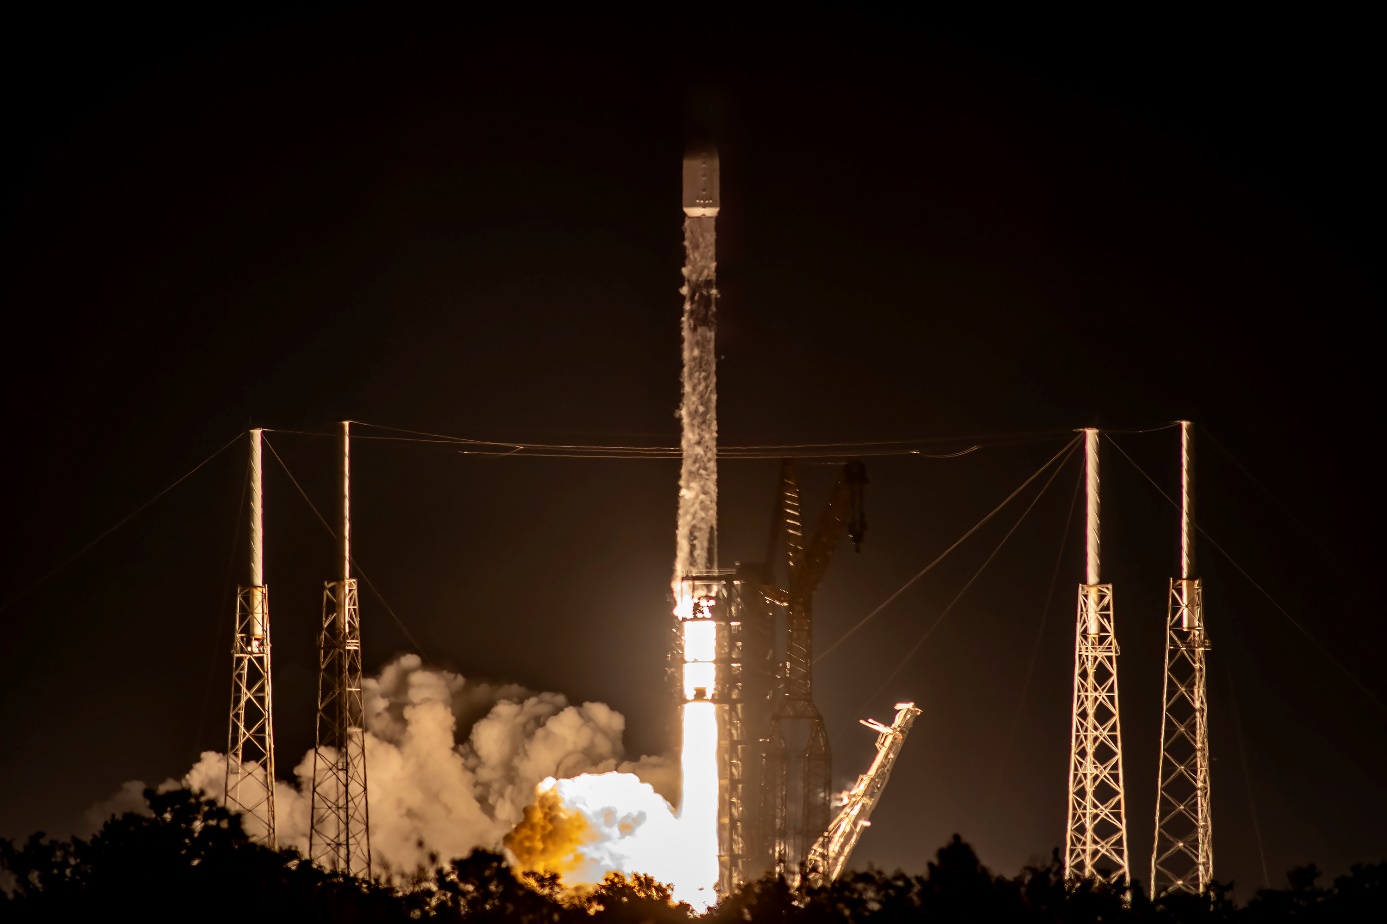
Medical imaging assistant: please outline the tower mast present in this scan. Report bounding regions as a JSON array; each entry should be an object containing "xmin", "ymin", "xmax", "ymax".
[
  {"xmin": 1152, "ymin": 421, "xmax": 1213, "ymax": 894},
  {"xmin": 309, "ymin": 421, "xmax": 371, "ymax": 876},
  {"xmin": 225, "ymin": 427, "xmax": 277, "ymax": 846},
  {"xmin": 1065, "ymin": 428, "xmax": 1131, "ymax": 883}
]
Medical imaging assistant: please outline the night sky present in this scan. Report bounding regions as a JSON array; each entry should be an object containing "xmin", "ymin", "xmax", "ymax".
[{"xmin": 2, "ymin": 5, "xmax": 1382, "ymax": 898}]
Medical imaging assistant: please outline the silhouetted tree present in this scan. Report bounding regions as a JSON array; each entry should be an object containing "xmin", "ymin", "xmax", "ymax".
[
  {"xmin": 0, "ymin": 788, "xmax": 407, "ymax": 924},
  {"xmin": 430, "ymin": 849, "xmax": 567, "ymax": 923},
  {"xmin": 706, "ymin": 873, "xmax": 798, "ymax": 923},
  {"xmin": 4, "ymin": 802, "xmax": 1383, "ymax": 923},
  {"xmin": 582, "ymin": 870, "xmax": 694, "ymax": 923}
]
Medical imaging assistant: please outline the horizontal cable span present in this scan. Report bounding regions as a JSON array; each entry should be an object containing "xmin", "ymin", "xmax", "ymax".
[{"xmin": 261, "ymin": 420, "xmax": 1138, "ymax": 461}]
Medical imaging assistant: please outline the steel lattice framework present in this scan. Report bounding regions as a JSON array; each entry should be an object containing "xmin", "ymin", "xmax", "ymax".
[
  {"xmin": 1152, "ymin": 578, "xmax": 1212, "ymax": 894},
  {"xmin": 1065, "ymin": 429, "xmax": 1130, "ymax": 884},
  {"xmin": 1152, "ymin": 422, "xmax": 1213, "ymax": 895},
  {"xmin": 804, "ymin": 702, "xmax": 922, "ymax": 885},
  {"xmin": 763, "ymin": 463, "xmax": 832, "ymax": 878},
  {"xmin": 759, "ymin": 461, "xmax": 866, "ymax": 879},
  {"xmin": 225, "ymin": 429, "xmax": 276, "ymax": 846},
  {"xmin": 308, "ymin": 422, "xmax": 371, "ymax": 877},
  {"xmin": 310, "ymin": 579, "xmax": 370, "ymax": 874},
  {"xmin": 226, "ymin": 583, "xmax": 276, "ymax": 845},
  {"xmin": 1066, "ymin": 582, "xmax": 1130, "ymax": 882}
]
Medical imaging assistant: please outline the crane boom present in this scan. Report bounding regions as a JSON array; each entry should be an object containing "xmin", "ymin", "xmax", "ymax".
[{"xmin": 804, "ymin": 701, "xmax": 922, "ymax": 885}]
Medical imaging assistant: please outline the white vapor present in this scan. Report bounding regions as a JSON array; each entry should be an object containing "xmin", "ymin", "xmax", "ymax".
[{"xmin": 94, "ymin": 654, "xmax": 674, "ymax": 882}]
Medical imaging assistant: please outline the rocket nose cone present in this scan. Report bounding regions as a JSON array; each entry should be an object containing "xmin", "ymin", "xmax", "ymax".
[{"xmin": 682, "ymin": 145, "xmax": 720, "ymax": 215}]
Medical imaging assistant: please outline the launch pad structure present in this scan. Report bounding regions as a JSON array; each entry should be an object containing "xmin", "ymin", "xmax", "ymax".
[
  {"xmin": 210, "ymin": 144, "xmax": 1216, "ymax": 899},
  {"xmin": 1065, "ymin": 428, "xmax": 1132, "ymax": 883},
  {"xmin": 308, "ymin": 421, "xmax": 372, "ymax": 877},
  {"xmin": 1151, "ymin": 421, "xmax": 1214, "ymax": 895},
  {"xmin": 225, "ymin": 428, "xmax": 277, "ymax": 848},
  {"xmin": 672, "ymin": 143, "xmax": 923, "ymax": 894}
]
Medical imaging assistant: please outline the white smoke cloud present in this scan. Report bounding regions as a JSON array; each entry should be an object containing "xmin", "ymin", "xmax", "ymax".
[{"xmin": 91, "ymin": 654, "xmax": 672, "ymax": 882}]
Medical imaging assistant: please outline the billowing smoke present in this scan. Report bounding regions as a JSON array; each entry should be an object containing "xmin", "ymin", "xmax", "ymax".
[{"xmin": 94, "ymin": 654, "xmax": 674, "ymax": 882}]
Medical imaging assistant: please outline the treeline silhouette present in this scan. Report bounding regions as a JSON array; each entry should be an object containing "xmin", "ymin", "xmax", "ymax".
[{"xmin": 1, "ymin": 789, "xmax": 1381, "ymax": 922}]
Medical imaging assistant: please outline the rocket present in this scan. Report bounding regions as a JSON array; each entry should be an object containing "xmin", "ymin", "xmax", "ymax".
[
  {"xmin": 674, "ymin": 143, "xmax": 721, "ymax": 584},
  {"xmin": 682, "ymin": 145, "xmax": 720, "ymax": 217}
]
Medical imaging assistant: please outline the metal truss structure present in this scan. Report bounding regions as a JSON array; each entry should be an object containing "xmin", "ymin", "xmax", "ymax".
[
  {"xmin": 804, "ymin": 702, "xmax": 922, "ymax": 885},
  {"xmin": 679, "ymin": 572, "xmax": 751, "ymax": 897},
  {"xmin": 1152, "ymin": 422, "xmax": 1213, "ymax": 895},
  {"xmin": 1152, "ymin": 578, "xmax": 1212, "ymax": 894},
  {"xmin": 1066, "ymin": 582, "xmax": 1130, "ymax": 882},
  {"xmin": 308, "ymin": 422, "xmax": 371, "ymax": 877},
  {"xmin": 1065, "ymin": 429, "xmax": 1130, "ymax": 884},
  {"xmin": 761, "ymin": 460, "xmax": 866, "ymax": 879},
  {"xmin": 226, "ymin": 584, "xmax": 275, "ymax": 843},
  {"xmin": 225, "ymin": 428, "xmax": 276, "ymax": 847}
]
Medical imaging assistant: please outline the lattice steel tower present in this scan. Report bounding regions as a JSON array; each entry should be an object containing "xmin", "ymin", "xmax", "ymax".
[
  {"xmin": 1065, "ymin": 428, "xmax": 1130, "ymax": 883},
  {"xmin": 762, "ymin": 461, "xmax": 866, "ymax": 879},
  {"xmin": 1151, "ymin": 421, "xmax": 1213, "ymax": 895},
  {"xmin": 225, "ymin": 427, "xmax": 277, "ymax": 847},
  {"xmin": 308, "ymin": 421, "xmax": 371, "ymax": 876}
]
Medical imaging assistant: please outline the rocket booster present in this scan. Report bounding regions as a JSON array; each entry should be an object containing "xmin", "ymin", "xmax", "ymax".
[
  {"xmin": 682, "ymin": 146, "xmax": 720, "ymax": 217},
  {"xmin": 674, "ymin": 141, "xmax": 719, "ymax": 585}
]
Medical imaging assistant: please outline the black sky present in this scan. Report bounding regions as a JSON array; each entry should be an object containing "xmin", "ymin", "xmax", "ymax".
[{"xmin": 1, "ymin": 4, "xmax": 1382, "ymax": 898}]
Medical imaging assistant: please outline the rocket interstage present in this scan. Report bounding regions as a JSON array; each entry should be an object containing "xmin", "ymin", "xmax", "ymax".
[{"xmin": 674, "ymin": 145, "xmax": 720, "ymax": 592}]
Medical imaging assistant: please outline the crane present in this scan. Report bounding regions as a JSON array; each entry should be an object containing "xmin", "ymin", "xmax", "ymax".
[{"xmin": 803, "ymin": 701, "xmax": 923, "ymax": 885}]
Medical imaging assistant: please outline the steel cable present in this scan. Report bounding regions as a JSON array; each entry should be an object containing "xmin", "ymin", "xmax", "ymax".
[
  {"xmin": 262, "ymin": 435, "xmax": 434, "ymax": 664},
  {"xmin": 839, "ymin": 438, "xmax": 1081, "ymax": 726},
  {"xmin": 1105, "ymin": 433, "xmax": 1386, "ymax": 716},
  {"xmin": 816, "ymin": 436, "xmax": 1082, "ymax": 664},
  {"xmin": 0, "ymin": 431, "xmax": 244, "ymax": 614}
]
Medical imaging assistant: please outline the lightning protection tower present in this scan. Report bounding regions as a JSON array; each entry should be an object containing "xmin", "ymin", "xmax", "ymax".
[
  {"xmin": 1151, "ymin": 421, "xmax": 1213, "ymax": 895},
  {"xmin": 225, "ymin": 427, "xmax": 277, "ymax": 847},
  {"xmin": 1065, "ymin": 428, "xmax": 1131, "ymax": 884},
  {"xmin": 309, "ymin": 421, "xmax": 371, "ymax": 876}
]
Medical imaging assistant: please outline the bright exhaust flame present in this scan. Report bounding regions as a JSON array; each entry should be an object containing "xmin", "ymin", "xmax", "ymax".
[
  {"xmin": 679, "ymin": 701, "xmax": 719, "ymax": 909},
  {"xmin": 505, "ymin": 772, "xmax": 685, "ymax": 890},
  {"xmin": 678, "ymin": 604, "xmax": 720, "ymax": 909},
  {"xmin": 506, "ymin": 595, "xmax": 722, "ymax": 912},
  {"xmin": 505, "ymin": 765, "xmax": 717, "ymax": 912}
]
